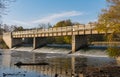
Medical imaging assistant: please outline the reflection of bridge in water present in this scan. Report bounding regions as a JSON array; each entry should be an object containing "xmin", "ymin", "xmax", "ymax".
[
  {"xmin": 19, "ymin": 56, "xmax": 84, "ymax": 77},
  {"xmin": 15, "ymin": 54, "xmax": 120, "ymax": 77},
  {"xmin": 3, "ymin": 24, "xmax": 118, "ymax": 53},
  {"xmin": 2, "ymin": 50, "xmax": 120, "ymax": 77}
]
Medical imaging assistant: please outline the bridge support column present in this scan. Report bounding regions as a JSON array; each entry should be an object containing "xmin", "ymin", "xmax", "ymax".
[
  {"xmin": 72, "ymin": 35, "xmax": 88, "ymax": 53},
  {"xmin": 33, "ymin": 37, "xmax": 47, "ymax": 49}
]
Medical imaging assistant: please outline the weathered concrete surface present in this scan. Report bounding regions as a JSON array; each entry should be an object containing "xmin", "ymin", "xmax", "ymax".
[
  {"xmin": 3, "ymin": 32, "xmax": 22, "ymax": 48},
  {"xmin": 3, "ymin": 32, "xmax": 12, "ymax": 48},
  {"xmin": 72, "ymin": 35, "xmax": 88, "ymax": 53}
]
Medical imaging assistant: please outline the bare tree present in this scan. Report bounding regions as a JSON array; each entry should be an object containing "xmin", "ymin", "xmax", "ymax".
[
  {"xmin": 37, "ymin": 23, "xmax": 52, "ymax": 29},
  {"xmin": 0, "ymin": 0, "xmax": 15, "ymax": 33},
  {"xmin": 0, "ymin": 0, "xmax": 15, "ymax": 16}
]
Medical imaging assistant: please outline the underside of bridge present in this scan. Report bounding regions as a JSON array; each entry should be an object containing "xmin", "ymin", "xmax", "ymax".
[{"xmin": 33, "ymin": 37, "xmax": 47, "ymax": 49}]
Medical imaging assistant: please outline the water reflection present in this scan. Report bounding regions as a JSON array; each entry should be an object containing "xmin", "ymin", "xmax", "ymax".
[
  {"xmin": 0, "ymin": 50, "xmax": 118, "ymax": 77},
  {"xmin": 2, "ymin": 50, "xmax": 11, "ymax": 67},
  {"xmin": 14, "ymin": 52, "xmax": 116, "ymax": 77}
]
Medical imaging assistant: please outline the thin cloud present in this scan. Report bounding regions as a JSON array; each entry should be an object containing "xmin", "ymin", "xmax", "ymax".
[
  {"xmin": 10, "ymin": 11, "xmax": 83, "ymax": 27},
  {"xmin": 12, "ymin": 20, "xmax": 30, "ymax": 25},
  {"xmin": 32, "ymin": 11, "xmax": 83, "ymax": 24}
]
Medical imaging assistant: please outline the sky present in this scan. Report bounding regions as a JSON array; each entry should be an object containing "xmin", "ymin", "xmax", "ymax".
[{"xmin": 3, "ymin": 0, "xmax": 107, "ymax": 28}]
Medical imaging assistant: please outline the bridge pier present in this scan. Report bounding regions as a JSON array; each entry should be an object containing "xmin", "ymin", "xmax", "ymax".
[
  {"xmin": 72, "ymin": 35, "xmax": 88, "ymax": 53},
  {"xmin": 33, "ymin": 37, "xmax": 47, "ymax": 49}
]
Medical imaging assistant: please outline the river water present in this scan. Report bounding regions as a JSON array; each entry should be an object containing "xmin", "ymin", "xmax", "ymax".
[{"xmin": 0, "ymin": 47, "xmax": 118, "ymax": 77}]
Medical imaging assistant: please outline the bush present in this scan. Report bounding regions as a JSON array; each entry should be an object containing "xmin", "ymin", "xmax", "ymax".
[{"xmin": 107, "ymin": 46, "xmax": 120, "ymax": 58}]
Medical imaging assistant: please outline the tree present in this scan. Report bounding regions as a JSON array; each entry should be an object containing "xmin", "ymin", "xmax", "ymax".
[
  {"xmin": 53, "ymin": 19, "xmax": 73, "ymax": 44},
  {"xmin": 96, "ymin": 0, "xmax": 120, "ymax": 58},
  {"xmin": 0, "ymin": 0, "xmax": 15, "ymax": 33},
  {"xmin": 107, "ymin": 46, "xmax": 120, "ymax": 58},
  {"xmin": 2, "ymin": 24, "xmax": 24, "ymax": 32},
  {"xmin": 0, "ymin": 0, "xmax": 15, "ymax": 17},
  {"xmin": 3, "ymin": 24, "xmax": 9, "ymax": 32},
  {"xmin": 12, "ymin": 25, "xmax": 24, "ymax": 31},
  {"xmin": 54, "ymin": 19, "xmax": 73, "ymax": 27},
  {"xmin": 37, "ymin": 23, "xmax": 52, "ymax": 29},
  {"xmin": 96, "ymin": 0, "xmax": 120, "ymax": 40}
]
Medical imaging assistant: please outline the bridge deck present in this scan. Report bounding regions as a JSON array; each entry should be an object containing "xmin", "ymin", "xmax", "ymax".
[{"xmin": 3, "ymin": 24, "xmax": 113, "ymax": 38}]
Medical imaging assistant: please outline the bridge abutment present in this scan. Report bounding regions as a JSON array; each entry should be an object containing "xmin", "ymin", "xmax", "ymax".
[
  {"xmin": 33, "ymin": 37, "xmax": 47, "ymax": 49},
  {"xmin": 3, "ymin": 32, "xmax": 12, "ymax": 48},
  {"xmin": 72, "ymin": 35, "xmax": 88, "ymax": 53},
  {"xmin": 3, "ymin": 32, "xmax": 22, "ymax": 48}
]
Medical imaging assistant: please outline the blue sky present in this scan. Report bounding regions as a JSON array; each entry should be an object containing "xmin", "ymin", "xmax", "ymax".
[{"xmin": 3, "ymin": 0, "xmax": 107, "ymax": 28}]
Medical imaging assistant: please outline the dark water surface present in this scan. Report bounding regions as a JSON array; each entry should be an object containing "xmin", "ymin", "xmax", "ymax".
[{"xmin": 0, "ymin": 49, "xmax": 117, "ymax": 77}]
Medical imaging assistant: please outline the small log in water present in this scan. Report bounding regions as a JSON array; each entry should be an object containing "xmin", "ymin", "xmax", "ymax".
[{"xmin": 14, "ymin": 62, "xmax": 49, "ymax": 66}]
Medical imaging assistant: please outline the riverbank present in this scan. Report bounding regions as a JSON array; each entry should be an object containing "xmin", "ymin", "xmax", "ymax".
[{"xmin": 83, "ymin": 65, "xmax": 120, "ymax": 77}]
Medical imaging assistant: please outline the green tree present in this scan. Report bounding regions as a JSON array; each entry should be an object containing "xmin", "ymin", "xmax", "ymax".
[
  {"xmin": 107, "ymin": 46, "xmax": 120, "ymax": 58},
  {"xmin": 54, "ymin": 19, "xmax": 73, "ymax": 27},
  {"xmin": 53, "ymin": 19, "xmax": 73, "ymax": 44},
  {"xmin": 96, "ymin": 0, "xmax": 120, "ymax": 57},
  {"xmin": 96, "ymin": 0, "xmax": 120, "ymax": 40},
  {"xmin": 13, "ymin": 26, "xmax": 24, "ymax": 31}
]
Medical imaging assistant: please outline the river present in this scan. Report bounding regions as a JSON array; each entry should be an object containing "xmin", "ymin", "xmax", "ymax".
[{"xmin": 0, "ymin": 46, "xmax": 119, "ymax": 77}]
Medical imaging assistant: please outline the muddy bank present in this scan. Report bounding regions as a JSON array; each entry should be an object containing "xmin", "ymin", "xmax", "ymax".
[{"xmin": 82, "ymin": 65, "xmax": 120, "ymax": 77}]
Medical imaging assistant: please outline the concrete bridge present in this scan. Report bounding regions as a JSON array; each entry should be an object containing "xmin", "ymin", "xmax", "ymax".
[{"xmin": 3, "ymin": 24, "xmax": 112, "ymax": 52}]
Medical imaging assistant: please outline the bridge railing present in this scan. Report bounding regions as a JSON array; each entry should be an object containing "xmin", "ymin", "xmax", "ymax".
[{"xmin": 12, "ymin": 24, "xmax": 96, "ymax": 36}]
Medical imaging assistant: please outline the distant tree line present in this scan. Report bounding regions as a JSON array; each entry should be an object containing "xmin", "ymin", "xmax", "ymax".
[{"xmin": 0, "ymin": 24, "xmax": 24, "ymax": 34}]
